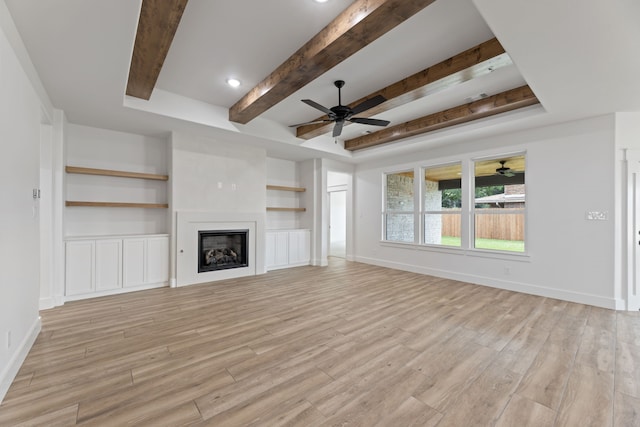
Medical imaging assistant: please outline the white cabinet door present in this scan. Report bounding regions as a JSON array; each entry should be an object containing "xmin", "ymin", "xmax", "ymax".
[
  {"xmin": 146, "ymin": 236, "xmax": 169, "ymax": 284},
  {"xmin": 65, "ymin": 240, "xmax": 94, "ymax": 296},
  {"xmin": 266, "ymin": 231, "xmax": 289, "ymax": 269},
  {"xmin": 123, "ymin": 238, "xmax": 146, "ymax": 288},
  {"xmin": 265, "ymin": 232, "xmax": 277, "ymax": 269},
  {"xmin": 274, "ymin": 232, "xmax": 289, "ymax": 267},
  {"xmin": 95, "ymin": 239, "xmax": 122, "ymax": 291},
  {"xmin": 288, "ymin": 230, "xmax": 311, "ymax": 264},
  {"xmin": 288, "ymin": 231, "xmax": 301, "ymax": 264},
  {"xmin": 299, "ymin": 230, "xmax": 311, "ymax": 263}
]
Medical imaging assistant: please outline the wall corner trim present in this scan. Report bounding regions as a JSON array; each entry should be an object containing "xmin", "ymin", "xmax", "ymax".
[{"xmin": 0, "ymin": 316, "xmax": 41, "ymax": 403}]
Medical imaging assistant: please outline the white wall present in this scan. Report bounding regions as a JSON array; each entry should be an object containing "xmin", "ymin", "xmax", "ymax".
[
  {"xmin": 354, "ymin": 115, "xmax": 620, "ymax": 309},
  {"xmin": 170, "ymin": 133, "xmax": 266, "ymax": 213},
  {"xmin": 64, "ymin": 124, "xmax": 169, "ymax": 236},
  {"xmin": 0, "ymin": 5, "xmax": 46, "ymax": 400}
]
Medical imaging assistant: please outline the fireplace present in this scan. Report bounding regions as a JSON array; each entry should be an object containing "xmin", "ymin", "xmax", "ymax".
[
  {"xmin": 198, "ymin": 229, "xmax": 248, "ymax": 273},
  {"xmin": 176, "ymin": 212, "xmax": 264, "ymax": 287}
]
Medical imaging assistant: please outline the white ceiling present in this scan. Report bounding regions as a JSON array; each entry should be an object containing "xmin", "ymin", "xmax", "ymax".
[{"xmin": 4, "ymin": 0, "xmax": 640, "ymax": 162}]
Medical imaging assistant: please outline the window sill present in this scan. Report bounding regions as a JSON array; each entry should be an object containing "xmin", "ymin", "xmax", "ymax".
[{"xmin": 379, "ymin": 240, "xmax": 531, "ymax": 262}]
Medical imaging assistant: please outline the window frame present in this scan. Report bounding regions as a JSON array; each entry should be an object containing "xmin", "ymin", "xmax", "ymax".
[
  {"xmin": 380, "ymin": 151, "xmax": 528, "ymax": 257},
  {"xmin": 471, "ymin": 153, "xmax": 527, "ymax": 255},
  {"xmin": 421, "ymin": 162, "xmax": 463, "ymax": 248},
  {"xmin": 381, "ymin": 169, "xmax": 418, "ymax": 243}
]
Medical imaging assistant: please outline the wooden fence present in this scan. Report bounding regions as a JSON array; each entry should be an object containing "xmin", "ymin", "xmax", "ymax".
[{"xmin": 442, "ymin": 209, "xmax": 524, "ymax": 241}]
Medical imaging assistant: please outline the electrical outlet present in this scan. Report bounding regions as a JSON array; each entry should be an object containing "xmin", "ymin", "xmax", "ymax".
[
  {"xmin": 586, "ymin": 211, "xmax": 608, "ymax": 221},
  {"xmin": 7, "ymin": 331, "xmax": 11, "ymax": 349}
]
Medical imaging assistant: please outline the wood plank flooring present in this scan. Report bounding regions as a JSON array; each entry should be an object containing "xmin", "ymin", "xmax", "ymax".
[{"xmin": 2, "ymin": 258, "xmax": 640, "ymax": 426}]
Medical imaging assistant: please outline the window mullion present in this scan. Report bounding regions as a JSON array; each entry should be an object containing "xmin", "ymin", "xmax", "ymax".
[{"xmin": 461, "ymin": 159, "xmax": 473, "ymax": 250}]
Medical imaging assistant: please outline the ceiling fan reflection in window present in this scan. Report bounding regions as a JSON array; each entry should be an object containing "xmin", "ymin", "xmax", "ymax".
[
  {"xmin": 495, "ymin": 160, "xmax": 517, "ymax": 177},
  {"xmin": 290, "ymin": 80, "xmax": 390, "ymax": 138}
]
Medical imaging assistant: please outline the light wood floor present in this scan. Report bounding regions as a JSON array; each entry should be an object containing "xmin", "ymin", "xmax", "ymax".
[{"xmin": 2, "ymin": 259, "xmax": 640, "ymax": 426}]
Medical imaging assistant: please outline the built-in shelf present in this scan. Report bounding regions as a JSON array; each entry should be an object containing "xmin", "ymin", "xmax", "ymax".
[
  {"xmin": 65, "ymin": 166, "xmax": 169, "ymax": 209},
  {"xmin": 66, "ymin": 201, "xmax": 169, "ymax": 209},
  {"xmin": 266, "ymin": 184, "xmax": 306, "ymax": 212},
  {"xmin": 266, "ymin": 207, "xmax": 306, "ymax": 212},
  {"xmin": 266, "ymin": 185, "xmax": 305, "ymax": 192},
  {"xmin": 66, "ymin": 166, "xmax": 169, "ymax": 181}
]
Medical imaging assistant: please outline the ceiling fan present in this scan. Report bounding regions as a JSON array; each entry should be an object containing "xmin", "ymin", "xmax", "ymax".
[
  {"xmin": 290, "ymin": 80, "xmax": 391, "ymax": 138},
  {"xmin": 495, "ymin": 160, "xmax": 516, "ymax": 177}
]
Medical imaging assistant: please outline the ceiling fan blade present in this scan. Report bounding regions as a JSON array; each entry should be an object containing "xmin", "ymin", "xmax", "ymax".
[
  {"xmin": 301, "ymin": 99, "xmax": 334, "ymax": 116},
  {"xmin": 350, "ymin": 95, "xmax": 387, "ymax": 115},
  {"xmin": 288, "ymin": 119, "xmax": 333, "ymax": 128},
  {"xmin": 349, "ymin": 117, "xmax": 390, "ymax": 127},
  {"xmin": 332, "ymin": 120, "xmax": 344, "ymax": 138}
]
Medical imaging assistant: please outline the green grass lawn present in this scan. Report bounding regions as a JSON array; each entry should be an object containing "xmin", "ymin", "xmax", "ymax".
[{"xmin": 440, "ymin": 236, "xmax": 525, "ymax": 252}]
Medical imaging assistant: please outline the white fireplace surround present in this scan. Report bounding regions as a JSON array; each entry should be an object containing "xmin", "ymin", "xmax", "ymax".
[{"xmin": 176, "ymin": 212, "xmax": 266, "ymax": 286}]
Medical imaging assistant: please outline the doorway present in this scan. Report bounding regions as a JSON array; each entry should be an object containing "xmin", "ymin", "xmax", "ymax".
[{"xmin": 329, "ymin": 190, "xmax": 346, "ymax": 258}]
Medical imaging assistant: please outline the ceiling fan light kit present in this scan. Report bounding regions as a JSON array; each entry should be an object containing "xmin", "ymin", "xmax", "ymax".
[{"xmin": 291, "ymin": 80, "xmax": 391, "ymax": 138}]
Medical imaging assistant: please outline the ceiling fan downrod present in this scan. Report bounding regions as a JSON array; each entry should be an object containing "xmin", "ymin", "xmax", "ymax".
[{"xmin": 334, "ymin": 80, "xmax": 345, "ymax": 105}]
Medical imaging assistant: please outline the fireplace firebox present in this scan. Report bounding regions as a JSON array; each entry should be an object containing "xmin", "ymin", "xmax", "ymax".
[{"xmin": 198, "ymin": 229, "xmax": 248, "ymax": 273}]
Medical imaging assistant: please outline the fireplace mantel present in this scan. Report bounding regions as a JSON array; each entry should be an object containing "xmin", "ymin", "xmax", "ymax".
[{"xmin": 175, "ymin": 212, "xmax": 266, "ymax": 286}]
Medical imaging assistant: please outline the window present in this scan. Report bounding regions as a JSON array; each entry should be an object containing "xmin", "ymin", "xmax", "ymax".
[
  {"xmin": 382, "ymin": 153, "xmax": 526, "ymax": 254},
  {"xmin": 423, "ymin": 163, "xmax": 462, "ymax": 246},
  {"xmin": 473, "ymin": 155, "xmax": 526, "ymax": 252},
  {"xmin": 383, "ymin": 170, "xmax": 415, "ymax": 242}
]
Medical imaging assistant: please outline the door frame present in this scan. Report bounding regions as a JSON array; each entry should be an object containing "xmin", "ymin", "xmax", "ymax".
[{"xmin": 626, "ymin": 150, "xmax": 640, "ymax": 310}]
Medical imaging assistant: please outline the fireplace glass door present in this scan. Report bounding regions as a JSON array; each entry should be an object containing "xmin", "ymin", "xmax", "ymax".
[{"xmin": 198, "ymin": 229, "xmax": 248, "ymax": 272}]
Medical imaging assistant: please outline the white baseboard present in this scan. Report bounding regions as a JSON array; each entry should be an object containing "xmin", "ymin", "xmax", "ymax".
[
  {"xmin": 39, "ymin": 297, "xmax": 55, "ymax": 310},
  {"xmin": 63, "ymin": 282, "xmax": 168, "ymax": 303},
  {"xmin": 355, "ymin": 256, "xmax": 622, "ymax": 310},
  {"xmin": 0, "ymin": 316, "xmax": 41, "ymax": 403}
]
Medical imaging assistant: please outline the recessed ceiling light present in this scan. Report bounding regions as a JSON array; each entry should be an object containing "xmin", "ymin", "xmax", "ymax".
[
  {"xmin": 226, "ymin": 78, "xmax": 241, "ymax": 88},
  {"xmin": 313, "ymin": 0, "xmax": 329, "ymax": 3}
]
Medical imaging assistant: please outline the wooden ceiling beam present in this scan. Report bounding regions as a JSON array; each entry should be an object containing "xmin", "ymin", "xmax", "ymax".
[
  {"xmin": 228, "ymin": 0, "xmax": 437, "ymax": 125},
  {"xmin": 296, "ymin": 37, "xmax": 511, "ymax": 139},
  {"xmin": 344, "ymin": 85, "xmax": 539, "ymax": 151},
  {"xmin": 126, "ymin": 0, "xmax": 189, "ymax": 100}
]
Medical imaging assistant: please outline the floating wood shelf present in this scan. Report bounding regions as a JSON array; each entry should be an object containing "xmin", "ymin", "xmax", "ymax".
[
  {"xmin": 66, "ymin": 166, "xmax": 169, "ymax": 181},
  {"xmin": 266, "ymin": 185, "xmax": 306, "ymax": 192},
  {"xmin": 266, "ymin": 207, "xmax": 306, "ymax": 212},
  {"xmin": 66, "ymin": 201, "xmax": 169, "ymax": 209}
]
